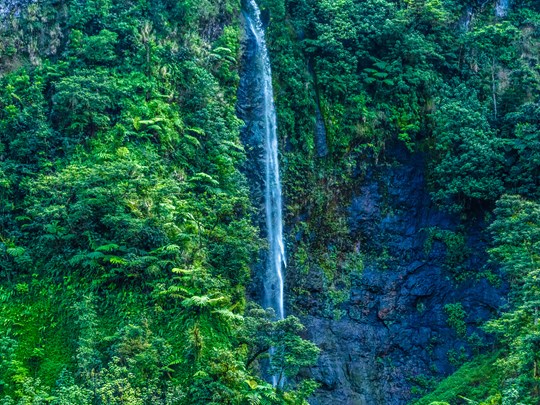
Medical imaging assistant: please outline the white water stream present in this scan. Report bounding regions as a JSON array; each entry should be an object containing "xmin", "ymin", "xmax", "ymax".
[
  {"xmin": 245, "ymin": 0, "xmax": 286, "ymax": 323},
  {"xmin": 244, "ymin": 0, "xmax": 286, "ymax": 386}
]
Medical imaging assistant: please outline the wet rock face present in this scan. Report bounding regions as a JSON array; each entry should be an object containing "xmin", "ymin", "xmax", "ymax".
[
  {"xmin": 237, "ymin": 9, "xmax": 268, "ymax": 305},
  {"xmin": 301, "ymin": 144, "xmax": 506, "ymax": 405}
]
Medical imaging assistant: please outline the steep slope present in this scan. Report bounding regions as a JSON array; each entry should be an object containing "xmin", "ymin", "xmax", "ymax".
[
  {"xmin": 1, "ymin": 0, "xmax": 540, "ymax": 404},
  {"xmin": 0, "ymin": 0, "xmax": 317, "ymax": 403},
  {"xmin": 301, "ymin": 144, "xmax": 506, "ymax": 404}
]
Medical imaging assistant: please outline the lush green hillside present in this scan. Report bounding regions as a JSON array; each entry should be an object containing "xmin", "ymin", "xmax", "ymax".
[
  {"xmin": 1, "ymin": 0, "xmax": 540, "ymax": 404},
  {"xmin": 0, "ymin": 0, "xmax": 317, "ymax": 403}
]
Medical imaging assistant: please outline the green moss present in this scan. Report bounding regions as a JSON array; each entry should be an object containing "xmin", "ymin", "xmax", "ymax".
[{"xmin": 413, "ymin": 353, "xmax": 504, "ymax": 405}]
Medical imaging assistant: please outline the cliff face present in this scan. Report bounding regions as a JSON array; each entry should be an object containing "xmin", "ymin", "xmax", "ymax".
[
  {"xmin": 237, "ymin": 1, "xmax": 508, "ymax": 400},
  {"xmin": 237, "ymin": 8, "xmax": 267, "ymax": 306},
  {"xmin": 296, "ymin": 145, "xmax": 506, "ymax": 404}
]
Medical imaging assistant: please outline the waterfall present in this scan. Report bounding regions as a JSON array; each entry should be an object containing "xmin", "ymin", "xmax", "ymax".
[
  {"xmin": 460, "ymin": 7, "xmax": 473, "ymax": 32},
  {"xmin": 244, "ymin": 0, "xmax": 286, "ymax": 322}
]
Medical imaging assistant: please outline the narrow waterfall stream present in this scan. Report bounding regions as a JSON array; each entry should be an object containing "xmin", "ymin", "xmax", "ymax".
[{"xmin": 244, "ymin": 0, "xmax": 286, "ymax": 322}]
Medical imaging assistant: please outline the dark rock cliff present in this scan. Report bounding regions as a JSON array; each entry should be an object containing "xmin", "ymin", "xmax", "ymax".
[
  {"xmin": 300, "ymin": 145, "xmax": 506, "ymax": 404},
  {"xmin": 238, "ymin": 3, "xmax": 507, "ymax": 404},
  {"xmin": 237, "ymin": 6, "xmax": 268, "ymax": 307}
]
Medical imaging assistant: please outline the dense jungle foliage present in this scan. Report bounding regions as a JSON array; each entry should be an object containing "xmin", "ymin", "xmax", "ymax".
[
  {"xmin": 1, "ymin": 0, "xmax": 540, "ymax": 404},
  {"xmin": 0, "ymin": 0, "xmax": 319, "ymax": 403},
  {"xmin": 255, "ymin": 0, "xmax": 540, "ymax": 403}
]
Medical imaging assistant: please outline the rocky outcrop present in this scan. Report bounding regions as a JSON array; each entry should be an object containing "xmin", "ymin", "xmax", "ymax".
[{"xmin": 300, "ymin": 145, "xmax": 506, "ymax": 404}]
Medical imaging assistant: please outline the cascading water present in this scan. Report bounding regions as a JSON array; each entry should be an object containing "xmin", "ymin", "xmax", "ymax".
[
  {"xmin": 243, "ymin": 0, "xmax": 286, "ymax": 387},
  {"xmin": 244, "ymin": 0, "xmax": 286, "ymax": 323}
]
